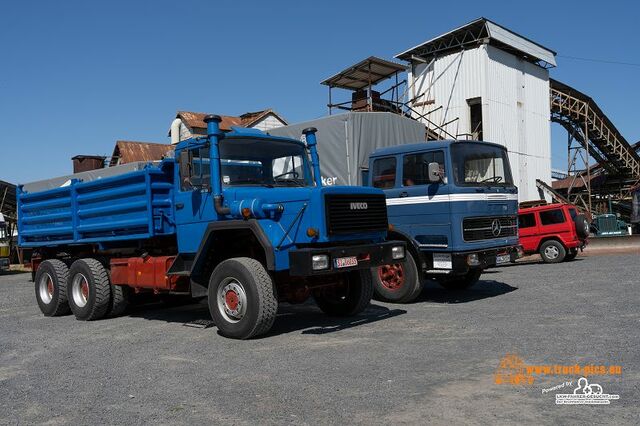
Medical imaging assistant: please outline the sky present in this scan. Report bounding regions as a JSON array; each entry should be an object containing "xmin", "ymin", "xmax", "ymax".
[{"xmin": 1, "ymin": 0, "xmax": 638, "ymax": 184}]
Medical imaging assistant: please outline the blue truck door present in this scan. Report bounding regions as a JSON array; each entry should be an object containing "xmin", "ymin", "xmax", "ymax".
[
  {"xmin": 174, "ymin": 147, "xmax": 214, "ymax": 252},
  {"xmin": 381, "ymin": 150, "xmax": 451, "ymax": 249},
  {"xmin": 175, "ymin": 146, "xmax": 213, "ymax": 224}
]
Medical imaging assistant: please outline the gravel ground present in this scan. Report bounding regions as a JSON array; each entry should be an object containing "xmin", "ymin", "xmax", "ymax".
[{"xmin": 0, "ymin": 253, "xmax": 637, "ymax": 425}]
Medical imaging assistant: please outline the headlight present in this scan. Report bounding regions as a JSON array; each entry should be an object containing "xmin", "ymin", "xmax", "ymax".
[
  {"xmin": 466, "ymin": 253, "xmax": 480, "ymax": 266},
  {"xmin": 391, "ymin": 245, "xmax": 405, "ymax": 260},
  {"xmin": 311, "ymin": 254, "xmax": 329, "ymax": 270}
]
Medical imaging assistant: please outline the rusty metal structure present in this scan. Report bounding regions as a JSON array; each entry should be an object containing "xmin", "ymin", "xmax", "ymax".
[
  {"xmin": 322, "ymin": 56, "xmax": 407, "ymax": 114},
  {"xmin": 109, "ymin": 141, "xmax": 172, "ymax": 166},
  {"xmin": 321, "ymin": 56, "xmax": 447, "ymax": 140},
  {"xmin": 72, "ymin": 155, "xmax": 106, "ymax": 173},
  {"xmin": 550, "ymin": 79, "xmax": 640, "ymax": 219},
  {"xmin": 0, "ymin": 179, "xmax": 17, "ymax": 262}
]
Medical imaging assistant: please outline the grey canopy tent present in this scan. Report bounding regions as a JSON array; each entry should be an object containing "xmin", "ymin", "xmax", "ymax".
[{"xmin": 268, "ymin": 112, "xmax": 426, "ymax": 186}]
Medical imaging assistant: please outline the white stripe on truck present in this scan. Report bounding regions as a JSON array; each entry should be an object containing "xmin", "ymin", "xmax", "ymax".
[{"xmin": 386, "ymin": 193, "xmax": 518, "ymax": 206}]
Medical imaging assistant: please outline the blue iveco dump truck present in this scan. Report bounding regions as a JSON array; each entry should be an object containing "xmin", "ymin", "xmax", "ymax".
[
  {"xmin": 268, "ymin": 114, "xmax": 520, "ymax": 303},
  {"xmin": 17, "ymin": 115, "xmax": 406, "ymax": 339}
]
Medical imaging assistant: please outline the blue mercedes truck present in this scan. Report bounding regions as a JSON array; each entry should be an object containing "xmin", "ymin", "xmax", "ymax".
[
  {"xmin": 18, "ymin": 115, "xmax": 406, "ymax": 339},
  {"xmin": 368, "ymin": 140, "xmax": 520, "ymax": 302}
]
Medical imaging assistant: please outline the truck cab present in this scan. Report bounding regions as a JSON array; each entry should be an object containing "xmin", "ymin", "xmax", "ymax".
[
  {"xmin": 367, "ymin": 140, "xmax": 520, "ymax": 302},
  {"xmin": 19, "ymin": 116, "xmax": 405, "ymax": 339}
]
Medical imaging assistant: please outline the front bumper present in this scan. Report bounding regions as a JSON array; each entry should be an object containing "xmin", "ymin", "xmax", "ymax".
[
  {"xmin": 289, "ymin": 241, "xmax": 406, "ymax": 276},
  {"xmin": 0, "ymin": 258, "xmax": 9, "ymax": 272},
  {"xmin": 425, "ymin": 245, "xmax": 521, "ymax": 276}
]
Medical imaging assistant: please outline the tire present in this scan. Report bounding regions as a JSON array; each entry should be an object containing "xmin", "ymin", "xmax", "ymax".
[
  {"xmin": 34, "ymin": 259, "xmax": 71, "ymax": 316},
  {"xmin": 564, "ymin": 248, "xmax": 578, "ymax": 261},
  {"xmin": 574, "ymin": 214, "xmax": 589, "ymax": 239},
  {"xmin": 372, "ymin": 252, "xmax": 423, "ymax": 303},
  {"xmin": 314, "ymin": 270, "xmax": 373, "ymax": 316},
  {"xmin": 108, "ymin": 284, "xmax": 131, "ymax": 317},
  {"xmin": 208, "ymin": 257, "xmax": 277, "ymax": 339},
  {"xmin": 67, "ymin": 258, "xmax": 112, "ymax": 321},
  {"xmin": 437, "ymin": 269, "xmax": 482, "ymax": 290},
  {"xmin": 539, "ymin": 240, "xmax": 566, "ymax": 263}
]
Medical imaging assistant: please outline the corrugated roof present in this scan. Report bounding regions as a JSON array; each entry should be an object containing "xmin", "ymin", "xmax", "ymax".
[
  {"xmin": 177, "ymin": 109, "xmax": 287, "ymax": 133},
  {"xmin": 321, "ymin": 56, "xmax": 407, "ymax": 91},
  {"xmin": 240, "ymin": 109, "xmax": 287, "ymax": 127},
  {"xmin": 177, "ymin": 111, "xmax": 241, "ymax": 132},
  {"xmin": 396, "ymin": 17, "xmax": 556, "ymax": 67},
  {"xmin": 110, "ymin": 141, "xmax": 172, "ymax": 166},
  {"xmin": 551, "ymin": 174, "xmax": 604, "ymax": 190}
]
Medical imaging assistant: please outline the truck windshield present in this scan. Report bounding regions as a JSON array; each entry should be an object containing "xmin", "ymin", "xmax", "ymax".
[
  {"xmin": 219, "ymin": 137, "xmax": 315, "ymax": 187},
  {"xmin": 451, "ymin": 143, "xmax": 513, "ymax": 186}
]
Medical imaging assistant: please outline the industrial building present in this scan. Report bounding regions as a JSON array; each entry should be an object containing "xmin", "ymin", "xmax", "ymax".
[
  {"xmin": 318, "ymin": 17, "xmax": 639, "ymax": 221},
  {"xmin": 321, "ymin": 19, "xmax": 555, "ymax": 201},
  {"xmin": 396, "ymin": 18, "xmax": 556, "ymax": 201}
]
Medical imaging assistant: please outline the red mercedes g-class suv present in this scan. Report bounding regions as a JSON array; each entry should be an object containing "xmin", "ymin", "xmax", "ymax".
[{"xmin": 518, "ymin": 202, "xmax": 589, "ymax": 263}]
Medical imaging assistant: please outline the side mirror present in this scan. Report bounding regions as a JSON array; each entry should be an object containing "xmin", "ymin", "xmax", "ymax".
[{"xmin": 427, "ymin": 162, "xmax": 441, "ymax": 183}]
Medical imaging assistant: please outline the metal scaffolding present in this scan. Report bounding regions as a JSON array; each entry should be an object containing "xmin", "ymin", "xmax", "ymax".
[{"xmin": 550, "ymin": 79, "xmax": 640, "ymax": 219}]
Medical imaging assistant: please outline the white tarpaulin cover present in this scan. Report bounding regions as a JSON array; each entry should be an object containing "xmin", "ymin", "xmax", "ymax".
[{"xmin": 268, "ymin": 112, "xmax": 426, "ymax": 186}]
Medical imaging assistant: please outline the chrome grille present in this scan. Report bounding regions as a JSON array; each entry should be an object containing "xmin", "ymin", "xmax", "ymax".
[{"xmin": 463, "ymin": 216, "xmax": 517, "ymax": 241}]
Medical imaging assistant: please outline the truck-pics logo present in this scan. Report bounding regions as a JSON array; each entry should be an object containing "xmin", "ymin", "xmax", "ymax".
[
  {"xmin": 555, "ymin": 377, "xmax": 620, "ymax": 405},
  {"xmin": 350, "ymin": 202, "xmax": 368, "ymax": 210},
  {"xmin": 494, "ymin": 353, "xmax": 622, "ymax": 386}
]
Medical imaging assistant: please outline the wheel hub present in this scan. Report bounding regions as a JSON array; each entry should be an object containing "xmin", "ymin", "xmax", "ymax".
[
  {"xmin": 71, "ymin": 273, "xmax": 90, "ymax": 308},
  {"xmin": 225, "ymin": 290, "xmax": 239, "ymax": 311},
  {"xmin": 545, "ymin": 246, "xmax": 559, "ymax": 259},
  {"xmin": 217, "ymin": 279, "xmax": 247, "ymax": 323},
  {"xmin": 38, "ymin": 273, "xmax": 54, "ymax": 304},
  {"xmin": 378, "ymin": 264, "xmax": 405, "ymax": 291}
]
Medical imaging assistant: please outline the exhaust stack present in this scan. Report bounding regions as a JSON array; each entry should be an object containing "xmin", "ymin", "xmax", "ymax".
[{"xmin": 204, "ymin": 114, "xmax": 230, "ymax": 215}]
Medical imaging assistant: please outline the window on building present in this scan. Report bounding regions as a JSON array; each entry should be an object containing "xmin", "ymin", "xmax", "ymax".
[
  {"xmin": 539, "ymin": 209, "xmax": 566, "ymax": 225},
  {"xmin": 468, "ymin": 98, "xmax": 483, "ymax": 141},
  {"xmin": 402, "ymin": 151, "xmax": 445, "ymax": 186},
  {"xmin": 372, "ymin": 157, "xmax": 397, "ymax": 189},
  {"xmin": 518, "ymin": 213, "xmax": 536, "ymax": 228}
]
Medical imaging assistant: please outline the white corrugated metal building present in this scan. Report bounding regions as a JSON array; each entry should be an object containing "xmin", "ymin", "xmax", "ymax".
[{"xmin": 396, "ymin": 18, "xmax": 557, "ymax": 201}]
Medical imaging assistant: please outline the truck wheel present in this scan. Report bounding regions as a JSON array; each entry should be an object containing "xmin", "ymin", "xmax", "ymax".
[
  {"xmin": 108, "ymin": 284, "xmax": 130, "ymax": 317},
  {"xmin": 314, "ymin": 270, "xmax": 373, "ymax": 316},
  {"xmin": 34, "ymin": 259, "xmax": 71, "ymax": 316},
  {"xmin": 208, "ymin": 257, "xmax": 277, "ymax": 340},
  {"xmin": 437, "ymin": 269, "xmax": 481, "ymax": 290},
  {"xmin": 67, "ymin": 259, "xmax": 112, "ymax": 321},
  {"xmin": 539, "ymin": 240, "xmax": 566, "ymax": 263},
  {"xmin": 372, "ymin": 253, "xmax": 422, "ymax": 303},
  {"xmin": 564, "ymin": 248, "xmax": 578, "ymax": 261}
]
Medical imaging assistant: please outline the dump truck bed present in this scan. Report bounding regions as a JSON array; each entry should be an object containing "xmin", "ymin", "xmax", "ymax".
[{"xmin": 18, "ymin": 161, "xmax": 175, "ymax": 247}]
